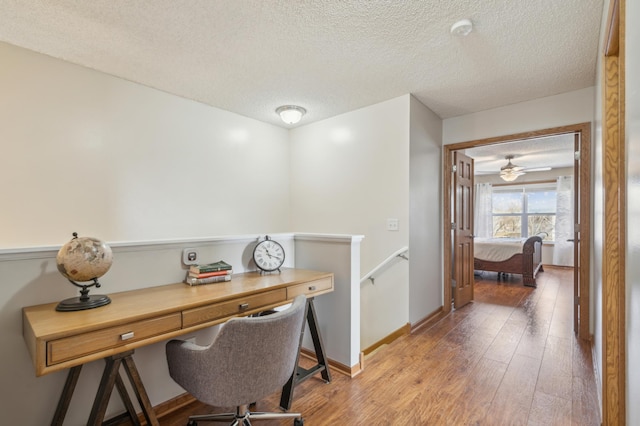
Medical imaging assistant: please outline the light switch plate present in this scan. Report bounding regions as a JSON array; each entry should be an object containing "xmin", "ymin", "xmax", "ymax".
[{"xmin": 182, "ymin": 248, "xmax": 199, "ymax": 265}]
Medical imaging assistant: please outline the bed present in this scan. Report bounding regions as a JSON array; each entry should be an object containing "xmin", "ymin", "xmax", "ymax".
[{"xmin": 473, "ymin": 235, "xmax": 544, "ymax": 287}]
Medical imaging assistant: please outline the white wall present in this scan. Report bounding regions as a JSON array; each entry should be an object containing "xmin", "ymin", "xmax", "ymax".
[
  {"xmin": 409, "ymin": 96, "xmax": 443, "ymax": 324},
  {"xmin": 443, "ymin": 87, "xmax": 595, "ymax": 145},
  {"xmin": 625, "ymin": 0, "xmax": 640, "ymax": 421},
  {"xmin": 0, "ymin": 41, "xmax": 291, "ymax": 248},
  {"xmin": 289, "ymin": 95, "xmax": 411, "ymax": 348},
  {"xmin": 294, "ymin": 234, "xmax": 363, "ymax": 369}
]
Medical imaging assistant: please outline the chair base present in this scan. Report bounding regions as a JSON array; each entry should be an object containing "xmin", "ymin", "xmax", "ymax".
[{"xmin": 187, "ymin": 404, "xmax": 303, "ymax": 426}]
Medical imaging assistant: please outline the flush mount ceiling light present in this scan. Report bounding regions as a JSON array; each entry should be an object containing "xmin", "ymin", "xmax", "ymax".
[
  {"xmin": 450, "ymin": 19, "xmax": 473, "ymax": 36},
  {"xmin": 276, "ymin": 105, "xmax": 306, "ymax": 125},
  {"xmin": 500, "ymin": 155, "xmax": 525, "ymax": 182}
]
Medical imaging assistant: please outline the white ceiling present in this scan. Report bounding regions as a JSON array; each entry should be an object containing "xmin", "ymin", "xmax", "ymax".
[
  {"xmin": 0, "ymin": 0, "xmax": 604, "ymax": 128},
  {"xmin": 465, "ymin": 134, "xmax": 576, "ymax": 175}
]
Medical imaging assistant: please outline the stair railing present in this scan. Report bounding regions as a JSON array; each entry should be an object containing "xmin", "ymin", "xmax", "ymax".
[{"xmin": 360, "ymin": 246, "xmax": 409, "ymax": 285}]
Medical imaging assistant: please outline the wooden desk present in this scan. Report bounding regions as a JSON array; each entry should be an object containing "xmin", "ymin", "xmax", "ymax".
[{"xmin": 23, "ymin": 268, "xmax": 334, "ymax": 425}]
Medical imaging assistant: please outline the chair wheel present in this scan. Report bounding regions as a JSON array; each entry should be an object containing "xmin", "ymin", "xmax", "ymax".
[
  {"xmin": 187, "ymin": 420, "xmax": 197, "ymax": 426},
  {"xmin": 294, "ymin": 418, "xmax": 304, "ymax": 426}
]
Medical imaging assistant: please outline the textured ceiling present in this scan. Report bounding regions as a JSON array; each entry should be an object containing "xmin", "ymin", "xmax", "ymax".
[
  {"xmin": 0, "ymin": 0, "xmax": 604, "ymax": 128},
  {"xmin": 466, "ymin": 134, "xmax": 575, "ymax": 175}
]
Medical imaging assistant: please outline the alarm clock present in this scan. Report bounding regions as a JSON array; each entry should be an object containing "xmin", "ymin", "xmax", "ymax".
[{"xmin": 253, "ymin": 235, "xmax": 285, "ymax": 273}]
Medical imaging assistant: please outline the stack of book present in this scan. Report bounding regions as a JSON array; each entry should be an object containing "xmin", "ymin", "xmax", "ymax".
[{"xmin": 185, "ymin": 260, "xmax": 233, "ymax": 286}]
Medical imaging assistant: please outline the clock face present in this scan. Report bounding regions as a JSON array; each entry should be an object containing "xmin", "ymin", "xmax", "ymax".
[{"xmin": 253, "ymin": 239, "xmax": 285, "ymax": 272}]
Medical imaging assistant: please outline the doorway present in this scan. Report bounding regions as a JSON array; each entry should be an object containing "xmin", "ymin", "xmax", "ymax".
[{"xmin": 442, "ymin": 122, "xmax": 591, "ymax": 340}]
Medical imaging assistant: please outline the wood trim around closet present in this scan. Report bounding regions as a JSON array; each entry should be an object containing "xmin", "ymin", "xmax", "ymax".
[{"xmin": 602, "ymin": 0, "xmax": 626, "ymax": 424}]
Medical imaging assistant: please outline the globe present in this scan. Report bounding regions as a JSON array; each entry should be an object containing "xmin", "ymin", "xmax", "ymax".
[
  {"xmin": 55, "ymin": 233, "xmax": 113, "ymax": 311},
  {"xmin": 57, "ymin": 235, "xmax": 113, "ymax": 282}
]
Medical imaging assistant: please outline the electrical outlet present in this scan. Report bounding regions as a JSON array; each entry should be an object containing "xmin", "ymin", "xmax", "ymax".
[
  {"xmin": 387, "ymin": 218, "xmax": 399, "ymax": 231},
  {"xmin": 182, "ymin": 248, "xmax": 199, "ymax": 265}
]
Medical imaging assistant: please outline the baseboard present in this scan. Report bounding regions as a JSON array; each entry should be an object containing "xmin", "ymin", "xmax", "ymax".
[
  {"xmin": 541, "ymin": 264, "xmax": 574, "ymax": 270},
  {"xmin": 362, "ymin": 322, "xmax": 411, "ymax": 357},
  {"xmin": 359, "ymin": 307, "xmax": 450, "ymax": 359},
  {"xmin": 410, "ymin": 306, "xmax": 446, "ymax": 333},
  {"xmin": 135, "ymin": 392, "xmax": 196, "ymax": 425},
  {"xmin": 299, "ymin": 347, "xmax": 363, "ymax": 378}
]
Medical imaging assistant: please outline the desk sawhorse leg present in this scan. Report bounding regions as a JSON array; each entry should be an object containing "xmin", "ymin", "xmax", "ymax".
[
  {"xmin": 51, "ymin": 350, "xmax": 159, "ymax": 426},
  {"xmin": 280, "ymin": 297, "xmax": 332, "ymax": 411}
]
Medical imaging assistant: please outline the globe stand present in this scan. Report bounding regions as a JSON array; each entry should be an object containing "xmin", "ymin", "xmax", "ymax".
[{"xmin": 56, "ymin": 278, "xmax": 111, "ymax": 312}]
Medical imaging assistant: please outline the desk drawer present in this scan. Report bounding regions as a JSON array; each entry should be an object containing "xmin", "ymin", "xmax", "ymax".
[
  {"xmin": 183, "ymin": 288, "xmax": 286, "ymax": 328},
  {"xmin": 287, "ymin": 276, "xmax": 333, "ymax": 299},
  {"xmin": 47, "ymin": 313, "xmax": 182, "ymax": 366}
]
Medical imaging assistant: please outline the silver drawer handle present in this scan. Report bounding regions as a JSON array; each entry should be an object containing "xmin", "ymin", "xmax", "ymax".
[
  {"xmin": 308, "ymin": 285, "xmax": 317, "ymax": 291},
  {"xmin": 120, "ymin": 332, "xmax": 135, "ymax": 341},
  {"xmin": 239, "ymin": 303, "xmax": 249, "ymax": 310}
]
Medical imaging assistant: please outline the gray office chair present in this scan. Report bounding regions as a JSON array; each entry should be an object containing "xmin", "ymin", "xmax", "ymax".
[{"xmin": 166, "ymin": 295, "xmax": 307, "ymax": 426}]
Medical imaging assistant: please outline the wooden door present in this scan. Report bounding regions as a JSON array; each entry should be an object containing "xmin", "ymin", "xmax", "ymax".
[{"xmin": 453, "ymin": 151, "xmax": 474, "ymax": 309}]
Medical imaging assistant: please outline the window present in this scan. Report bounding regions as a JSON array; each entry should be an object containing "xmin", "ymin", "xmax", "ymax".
[{"xmin": 492, "ymin": 185, "xmax": 556, "ymax": 241}]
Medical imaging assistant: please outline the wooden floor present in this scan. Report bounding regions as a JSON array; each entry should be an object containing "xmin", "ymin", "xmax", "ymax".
[{"xmin": 154, "ymin": 266, "xmax": 601, "ymax": 425}]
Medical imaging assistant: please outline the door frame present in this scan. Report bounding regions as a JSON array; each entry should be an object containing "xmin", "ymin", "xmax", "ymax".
[
  {"xmin": 602, "ymin": 0, "xmax": 625, "ymax": 423},
  {"xmin": 442, "ymin": 122, "xmax": 591, "ymax": 340}
]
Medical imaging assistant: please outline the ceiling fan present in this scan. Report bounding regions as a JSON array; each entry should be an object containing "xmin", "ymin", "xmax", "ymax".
[
  {"xmin": 500, "ymin": 155, "xmax": 525, "ymax": 181},
  {"xmin": 499, "ymin": 155, "xmax": 551, "ymax": 182}
]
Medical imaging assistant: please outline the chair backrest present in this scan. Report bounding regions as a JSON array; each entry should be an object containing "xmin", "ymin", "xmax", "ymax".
[{"xmin": 166, "ymin": 295, "xmax": 307, "ymax": 407}]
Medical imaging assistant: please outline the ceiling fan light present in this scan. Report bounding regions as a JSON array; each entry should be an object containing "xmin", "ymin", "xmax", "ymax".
[
  {"xmin": 500, "ymin": 172, "xmax": 520, "ymax": 182},
  {"xmin": 500, "ymin": 169, "xmax": 525, "ymax": 182},
  {"xmin": 276, "ymin": 105, "xmax": 306, "ymax": 124}
]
